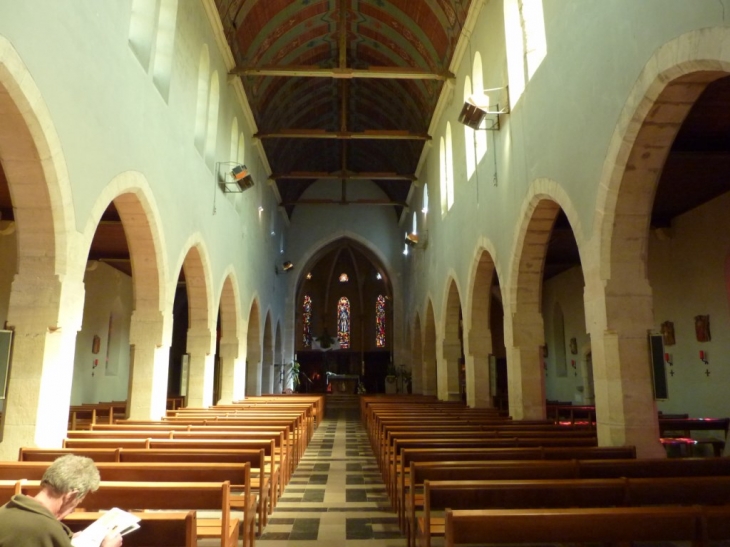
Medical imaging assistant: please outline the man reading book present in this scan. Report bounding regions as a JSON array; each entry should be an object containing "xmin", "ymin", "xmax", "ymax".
[{"xmin": 0, "ymin": 455, "xmax": 123, "ymax": 547}]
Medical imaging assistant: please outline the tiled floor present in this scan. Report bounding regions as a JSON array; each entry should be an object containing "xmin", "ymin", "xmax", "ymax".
[{"xmin": 257, "ymin": 396, "xmax": 406, "ymax": 547}]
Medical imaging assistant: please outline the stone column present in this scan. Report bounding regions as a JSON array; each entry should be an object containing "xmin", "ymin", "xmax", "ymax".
[
  {"xmin": 585, "ymin": 275, "xmax": 665, "ymax": 458},
  {"xmin": 0, "ymin": 274, "xmax": 84, "ymax": 459},
  {"xmin": 185, "ymin": 326, "xmax": 214, "ymax": 408},
  {"xmin": 217, "ymin": 336, "xmax": 239, "ymax": 404},
  {"xmin": 127, "ymin": 309, "xmax": 170, "ymax": 420},
  {"xmin": 440, "ymin": 338, "xmax": 461, "ymax": 401},
  {"xmin": 506, "ymin": 310, "xmax": 546, "ymax": 420},
  {"xmin": 466, "ymin": 327, "xmax": 492, "ymax": 407}
]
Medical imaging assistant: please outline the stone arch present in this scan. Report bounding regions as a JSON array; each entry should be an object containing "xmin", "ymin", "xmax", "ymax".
[
  {"xmin": 80, "ymin": 172, "xmax": 170, "ymax": 420},
  {"xmin": 589, "ymin": 29, "xmax": 730, "ymax": 457},
  {"xmin": 286, "ymin": 229, "xmax": 404, "ymax": 369},
  {"xmin": 505, "ymin": 178, "xmax": 586, "ymax": 419},
  {"xmin": 422, "ymin": 298, "xmax": 438, "ymax": 397},
  {"xmin": 441, "ymin": 275, "xmax": 464, "ymax": 401},
  {"xmin": 411, "ymin": 313, "xmax": 423, "ymax": 395},
  {"xmin": 0, "ymin": 36, "xmax": 79, "ymax": 455},
  {"xmin": 261, "ymin": 310, "xmax": 274, "ymax": 394},
  {"xmin": 465, "ymin": 240, "xmax": 501, "ymax": 408},
  {"xmin": 216, "ymin": 269, "xmax": 241, "ymax": 403},
  {"xmin": 173, "ymin": 236, "xmax": 215, "ymax": 408},
  {"xmin": 245, "ymin": 296, "xmax": 262, "ymax": 397}
]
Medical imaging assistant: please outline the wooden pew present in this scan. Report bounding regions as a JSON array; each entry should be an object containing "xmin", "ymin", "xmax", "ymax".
[
  {"xmin": 21, "ymin": 481, "xmax": 239, "ymax": 547},
  {"xmin": 62, "ymin": 436, "xmax": 281, "ymax": 514},
  {"xmin": 443, "ymin": 506, "xmax": 730, "ymax": 547},
  {"xmin": 659, "ymin": 417, "xmax": 730, "ymax": 456},
  {"xmin": 0, "ymin": 461, "xmax": 254, "ymax": 547},
  {"xmin": 20, "ymin": 446, "xmax": 271, "ymax": 537},
  {"xmin": 64, "ymin": 511, "xmax": 196, "ymax": 547},
  {"xmin": 404, "ymin": 456, "xmax": 730, "ymax": 541},
  {"xmin": 396, "ymin": 445, "xmax": 636, "ymax": 531},
  {"xmin": 387, "ymin": 436, "xmax": 598, "ymax": 502},
  {"xmin": 0, "ymin": 480, "xmax": 21, "ymax": 505},
  {"xmin": 420, "ymin": 476, "xmax": 730, "ymax": 547}
]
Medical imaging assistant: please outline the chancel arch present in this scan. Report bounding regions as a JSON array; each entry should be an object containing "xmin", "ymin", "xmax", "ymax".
[{"xmin": 294, "ymin": 238, "xmax": 393, "ymax": 394}]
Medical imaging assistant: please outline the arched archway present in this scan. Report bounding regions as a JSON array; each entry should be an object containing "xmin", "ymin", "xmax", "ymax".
[
  {"xmin": 466, "ymin": 248, "xmax": 502, "ymax": 408},
  {"xmin": 591, "ymin": 31, "xmax": 730, "ymax": 457},
  {"xmin": 177, "ymin": 243, "xmax": 214, "ymax": 408},
  {"xmin": 261, "ymin": 311, "xmax": 273, "ymax": 394},
  {"xmin": 411, "ymin": 314, "xmax": 423, "ymax": 395},
  {"xmin": 441, "ymin": 279, "xmax": 463, "ymax": 401},
  {"xmin": 216, "ymin": 273, "xmax": 240, "ymax": 404},
  {"xmin": 423, "ymin": 299, "xmax": 438, "ymax": 397},
  {"xmin": 245, "ymin": 299, "xmax": 262, "ymax": 397}
]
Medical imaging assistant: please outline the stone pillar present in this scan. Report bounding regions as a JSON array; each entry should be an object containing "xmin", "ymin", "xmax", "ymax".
[
  {"xmin": 185, "ymin": 326, "xmax": 214, "ymax": 408},
  {"xmin": 246, "ymin": 360, "xmax": 262, "ymax": 396},
  {"xmin": 467, "ymin": 327, "xmax": 492, "ymax": 408},
  {"xmin": 127, "ymin": 309, "xmax": 170, "ymax": 420},
  {"xmin": 261, "ymin": 363, "xmax": 273, "ymax": 395},
  {"xmin": 0, "ymin": 274, "xmax": 84, "ymax": 459},
  {"xmin": 217, "ymin": 336, "xmax": 239, "ymax": 404},
  {"xmin": 440, "ymin": 338, "xmax": 461, "ymax": 401},
  {"xmin": 585, "ymin": 275, "xmax": 665, "ymax": 458},
  {"xmin": 506, "ymin": 310, "xmax": 546, "ymax": 420},
  {"xmin": 273, "ymin": 364, "xmax": 282, "ymax": 394}
]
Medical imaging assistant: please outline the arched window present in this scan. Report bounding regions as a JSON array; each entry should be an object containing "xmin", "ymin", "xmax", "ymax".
[
  {"xmin": 376, "ymin": 295, "xmax": 386, "ymax": 348},
  {"xmin": 439, "ymin": 137, "xmax": 447, "ymax": 215},
  {"xmin": 337, "ymin": 297, "xmax": 351, "ymax": 349},
  {"xmin": 504, "ymin": 0, "xmax": 546, "ymax": 108},
  {"xmin": 229, "ymin": 118, "xmax": 239, "ymax": 163},
  {"xmin": 422, "ymin": 183, "xmax": 429, "ymax": 215},
  {"xmin": 237, "ymin": 132, "xmax": 245, "ymax": 165},
  {"xmin": 151, "ymin": 0, "xmax": 178, "ymax": 99},
  {"xmin": 463, "ymin": 76, "xmax": 476, "ymax": 179},
  {"xmin": 446, "ymin": 122, "xmax": 454, "ymax": 210},
  {"xmin": 302, "ymin": 295, "xmax": 312, "ymax": 348},
  {"xmin": 472, "ymin": 53, "xmax": 488, "ymax": 162},
  {"xmin": 205, "ymin": 71, "xmax": 220, "ymax": 166},
  {"xmin": 194, "ymin": 46, "xmax": 210, "ymax": 154},
  {"xmin": 128, "ymin": 0, "xmax": 158, "ymax": 69},
  {"xmin": 412, "ymin": 212, "xmax": 417, "ymax": 235}
]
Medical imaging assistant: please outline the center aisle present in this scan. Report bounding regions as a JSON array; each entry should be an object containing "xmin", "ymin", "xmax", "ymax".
[{"xmin": 257, "ymin": 395, "xmax": 406, "ymax": 546}]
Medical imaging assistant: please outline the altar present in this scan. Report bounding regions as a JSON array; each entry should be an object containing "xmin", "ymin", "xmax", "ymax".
[{"xmin": 325, "ymin": 373, "xmax": 359, "ymax": 394}]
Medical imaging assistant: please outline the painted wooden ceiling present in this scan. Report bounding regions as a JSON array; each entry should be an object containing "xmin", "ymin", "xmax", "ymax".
[{"xmin": 215, "ymin": 0, "xmax": 472, "ymax": 218}]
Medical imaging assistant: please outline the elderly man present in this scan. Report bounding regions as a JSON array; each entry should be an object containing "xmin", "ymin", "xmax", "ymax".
[{"xmin": 0, "ymin": 454, "xmax": 122, "ymax": 547}]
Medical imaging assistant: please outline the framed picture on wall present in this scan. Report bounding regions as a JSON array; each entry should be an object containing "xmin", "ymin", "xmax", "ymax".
[{"xmin": 0, "ymin": 330, "xmax": 13, "ymax": 400}]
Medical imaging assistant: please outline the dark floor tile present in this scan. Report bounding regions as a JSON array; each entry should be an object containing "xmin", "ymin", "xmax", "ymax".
[
  {"xmin": 290, "ymin": 517, "xmax": 320, "ymax": 540},
  {"xmin": 346, "ymin": 463, "xmax": 362, "ymax": 472},
  {"xmin": 346, "ymin": 489, "xmax": 368, "ymax": 502},
  {"xmin": 346, "ymin": 518, "xmax": 372, "ymax": 540},
  {"xmin": 302, "ymin": 489, "xmax": 325, "ymax": 502},
  {"xmin": 267, "ymin": 518, "xmax": 296, "ymax": 525},
  {"xmin": 313, "ymin": 463, "xmax": 330, "ymax": 472},
  {"xmin": 260, "ymin": 532, "xmax": 290, "ymax": 540},
  {"xmin": 308, "ymin": 474, "xmax": 329, "ymax": 484}
]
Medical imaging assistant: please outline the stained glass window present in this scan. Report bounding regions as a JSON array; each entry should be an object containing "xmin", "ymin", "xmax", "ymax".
[
  {"xmin": 302, "ymin": 295, "xmax": 312, "ymax": 348},
  {"xmin": 376, "ymin": 295, "xmax": 386, "ymax": 348},
  {"xmin": 337, "ymin": 296, "xmax": 350, "ymax": 349}
]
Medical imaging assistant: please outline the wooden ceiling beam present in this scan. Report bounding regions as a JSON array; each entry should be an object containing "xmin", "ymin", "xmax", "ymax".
[
  {"xmin": 230, "ymin": 65, "xmax": 452, "ymax": 80},
  {"xmin": 270, "ymin": 171, "xmax": 416, "ymax": 181},
  {"xmin": 256, "ymin": 129, "xmax": 430, "ymax": 140}
]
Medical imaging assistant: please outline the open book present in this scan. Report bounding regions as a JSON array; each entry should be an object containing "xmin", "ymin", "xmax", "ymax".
[{"xmin": 70, "ymin": 507, "xmax": 140, "ymax": 547}]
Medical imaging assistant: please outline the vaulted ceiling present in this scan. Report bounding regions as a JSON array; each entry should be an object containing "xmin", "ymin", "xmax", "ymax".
[{"xmin": 215, "ymin": 0, "xmax": 472, "ymax": 218}]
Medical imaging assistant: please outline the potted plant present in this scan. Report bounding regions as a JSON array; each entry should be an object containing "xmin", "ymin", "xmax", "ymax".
[
  {"xmin": 385, "ymin": 362, "xmax": 397, "ymax": 384},
  {"xmin": 283, "ymin": 361, "xmax": 301, "ymax": 393},
  {"xmin": 399, "ymin": 366, "xmax": 413, "ymax": 394}
]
